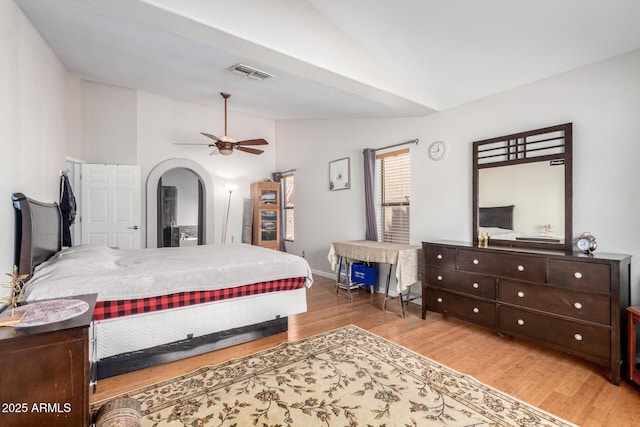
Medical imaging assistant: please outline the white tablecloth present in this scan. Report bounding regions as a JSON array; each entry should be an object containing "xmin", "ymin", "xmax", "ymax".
[{"xmin": 327, "ymin": 240, "xmax": 421, "ymax": 293}]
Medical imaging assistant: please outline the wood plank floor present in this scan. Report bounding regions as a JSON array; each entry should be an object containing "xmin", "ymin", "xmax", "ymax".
[{"xmin": 91, "ymin": 275, "xmax": 640, "ymax": 426}]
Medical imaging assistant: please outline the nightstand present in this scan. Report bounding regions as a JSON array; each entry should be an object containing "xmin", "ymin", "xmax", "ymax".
[{"xmin": 0, "ymin": 294, "xmax": 96, "ymax": 427}]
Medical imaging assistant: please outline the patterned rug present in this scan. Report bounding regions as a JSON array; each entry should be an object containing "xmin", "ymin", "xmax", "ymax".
[{"xmin": 91, "ymin": 325, "xmax": 577, "ymax": 426}]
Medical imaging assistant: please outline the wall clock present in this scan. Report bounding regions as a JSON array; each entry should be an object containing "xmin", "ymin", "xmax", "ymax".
[{"xmin": 429, "ymin": 141, "xmax": 447, "ymax": 160}]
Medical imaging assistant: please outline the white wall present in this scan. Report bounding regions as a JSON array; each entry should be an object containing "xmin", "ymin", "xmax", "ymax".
[
  {"xmin": 135, "ymin": 92, "xmax": 276, "ymax": 244},
  {"xmin": 1, "ymin": 1, "xmax": 277, "ymax": 273},
  {"xmin": 0, "ymin": 1, "xmax": 73, "ymax": 275},
  {"xmin": 84, "ymin": 83, "xmax": 137, "ymax": 164},
  {"xmin": 78, "ymin": 86, "xmax": 276, "ymax": 246},
  {"xmin": 277, "ymin": 49, "xmax": 640, "ymax": 303}
]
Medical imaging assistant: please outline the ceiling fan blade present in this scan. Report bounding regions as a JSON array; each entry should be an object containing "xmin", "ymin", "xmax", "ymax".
[
  {"xmin": 236, "ymin": 138, "xmax": 268, "ymax": 146},
  {"xmin": 236, "ymin": 146, "xmax": 264, "ymax": 155},
  {"xmin": 201, "ymin": 132, "xmax": 221, "ymax": 142},
  {"xmin": 209, "ymin": 148, "xmax": 220, "ymax": 155}
]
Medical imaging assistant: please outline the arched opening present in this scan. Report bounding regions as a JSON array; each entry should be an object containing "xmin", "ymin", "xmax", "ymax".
[
  {"xmin": 157, "ymin": 168, "xmax": 203, "ymax": 248},
  {"xmin": 146, "ymin": 159, "xmax": 214, "ymax": 248}
]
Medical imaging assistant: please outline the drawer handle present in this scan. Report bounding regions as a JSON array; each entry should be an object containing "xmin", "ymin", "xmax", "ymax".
[
  {"xmin": 517, "ymin": 319, "xmax": 525, "ymax": 326},
  {"xmin": 517, "ymin": 265, "xmax": 525, "ymax": 272},
  {"xmin": 574, "ymin": 333, "xmax": 583, "ymax": 341},
  {"xmin": 517, "ymin": 291, "xmax": 525, "ymax": 298},
  {"xmin": 437, "ymin": 275, "xmax": 443, "ymax": 281},
  {"xmin": 473, "ymin": 307, "xmax": 479, "ymax": 314},
  {"xmin": 473, "ymin": 259, "xmax": 479, "ymax": 265},
  {"xmin": 472, "ymin": 282, "xmax": 479, "ymax": 289},
  {"xmin": 436, "ymin": 297, "xmax": 443, "ymax": 303},
  {"xmin": 437, "ymin": 254, "xmax": 443, "ymax": 260},
  {"xmin": 574, "ymin": 302, "xmax": 583, "ymax": 310},
  {"xmin": 574, "ymin": 272, "xmax": 583, "ymax": 279}
]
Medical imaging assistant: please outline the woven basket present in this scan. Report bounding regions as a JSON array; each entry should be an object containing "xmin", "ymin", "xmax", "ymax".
[{"xmin": 94, "ymin": 397, "xmax": 142, "ymax": 427}]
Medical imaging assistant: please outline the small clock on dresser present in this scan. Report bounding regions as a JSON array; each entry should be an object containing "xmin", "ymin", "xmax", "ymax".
[{"xmin": 577, "ymin": 232, "xmax": 597, "ymax": 253}]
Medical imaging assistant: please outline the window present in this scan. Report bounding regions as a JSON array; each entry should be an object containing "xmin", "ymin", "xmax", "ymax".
[
  {"xmin": 376, "ymin": 148, "xmax": 410, "ymax": 244},
  {"xmin": 282, "ymin": 173, "xmax": 295, "ymax": 241}
]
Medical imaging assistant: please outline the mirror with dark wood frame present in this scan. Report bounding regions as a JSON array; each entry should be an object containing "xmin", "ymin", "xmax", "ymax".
[{"xmin": 472, "ymin": 123, "xmax": 573, "ymax": 250}]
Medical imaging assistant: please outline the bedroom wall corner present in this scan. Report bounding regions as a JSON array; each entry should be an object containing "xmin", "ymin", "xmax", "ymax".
[
  {"xmin": 1, "ymin": 0, "xmax": 69, "ymax": 275},
  {"xmin": 276, "ymin": 49, "xmax": 640, "ymax": 305},
  {"xmin": 135, "ymin": 91, "xmax": 277, "ymax": 247}
]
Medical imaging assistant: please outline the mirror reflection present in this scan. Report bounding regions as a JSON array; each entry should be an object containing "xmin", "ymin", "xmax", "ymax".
[
  {"xmin": 159, "ymin": 168, "xmax": 202, "ymax": 247},
  {"xmin": 478, "ymin": 161, "xmax": 565, "ymax": 243}
]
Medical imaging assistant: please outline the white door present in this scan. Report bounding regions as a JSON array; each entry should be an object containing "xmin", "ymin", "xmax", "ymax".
[{"xmin": 81, "ymin": 164, "xmax": 141, "ymax": 249}]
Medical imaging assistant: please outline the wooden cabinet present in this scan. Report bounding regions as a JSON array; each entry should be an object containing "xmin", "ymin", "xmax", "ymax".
[
  {"xmin": 422, "ymin": 241, "xmax": 631, "ymax": 385},
  {"xmin": 251, "ymin": 181, "xmax": 280, "ymax": 250},
  {"xmin": 627, "ymin": 307, "xmax": 640, "ymax": 385},
  {"xmin": 0, "ymin": 294, "xmax": 96, "ymax": 426}
]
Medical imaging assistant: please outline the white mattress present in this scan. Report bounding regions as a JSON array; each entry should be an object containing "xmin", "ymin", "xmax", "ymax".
[
  {"xmin": 24, "ymin": 243, "xmax": 313, "ymax": 301},
  {"xmin": 91, "ymin": 287, "xmax": 307, "ymax": 360},
  {"xmin": 21, "ymin": 243, "xmax": 312, "ymax": 364}
]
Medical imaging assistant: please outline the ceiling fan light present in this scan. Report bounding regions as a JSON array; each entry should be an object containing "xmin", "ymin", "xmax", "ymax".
[{"xmin": 219, "ymin": 147, "xmax": 233, "ymax": 155}]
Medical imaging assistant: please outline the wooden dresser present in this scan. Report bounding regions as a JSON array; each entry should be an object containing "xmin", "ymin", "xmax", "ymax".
[
  {"xmin": 422, "ymin": 241, "xmax": 631, "ymax": 385},
  {"xmin": 0, "ymin": 294, "xmax": 96, "ymax": 426}
]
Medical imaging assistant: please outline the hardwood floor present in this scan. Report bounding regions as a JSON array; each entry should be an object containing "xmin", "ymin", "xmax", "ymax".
[{"xmin": 91, "ymin": 275, "xmax": 640, "ymax": 426}]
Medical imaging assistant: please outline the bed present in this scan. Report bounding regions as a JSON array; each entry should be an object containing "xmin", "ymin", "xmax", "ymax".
[
  {"xmin": 11, "ymin": 193, "xmax": 313, "ymax": 385},
  {"xmin": 478, "ymin": 205, "xmax": 517, "ymax": 240}
]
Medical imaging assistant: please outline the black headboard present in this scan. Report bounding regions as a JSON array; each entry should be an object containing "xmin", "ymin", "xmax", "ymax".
[
  {"xmin": 12, "ymin": 193, "xmax": 62, "ymax": 278},
  {"xmin": 479, "ymin": 205, "xmax": 515, "ymax": 230}
]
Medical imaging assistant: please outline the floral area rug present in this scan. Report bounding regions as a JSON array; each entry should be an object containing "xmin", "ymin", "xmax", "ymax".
[{"xmin": 91, "ymin": 325, "xmax": 577, "ymax": 427}]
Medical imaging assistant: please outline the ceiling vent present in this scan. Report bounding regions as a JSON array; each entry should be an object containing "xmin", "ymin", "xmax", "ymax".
[{"xmin": 229, "ymin": 63, "xmax": 275, "ymax": 80}]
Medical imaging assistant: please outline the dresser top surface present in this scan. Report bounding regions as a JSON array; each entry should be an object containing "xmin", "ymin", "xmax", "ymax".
[{"xmin": 424, "ymin": 240, "xmax": 631, "ymax": 262}]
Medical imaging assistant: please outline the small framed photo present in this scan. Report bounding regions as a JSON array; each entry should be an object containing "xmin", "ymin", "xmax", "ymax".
[{"xmin": 329, "ymin": 157, "xmax": 350, "ymax": 191}]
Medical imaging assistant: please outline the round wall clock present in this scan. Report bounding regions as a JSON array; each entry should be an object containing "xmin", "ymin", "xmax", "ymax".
[{"xmin": 429, "ymin": 141, "xmax": 447, "ymax": 160}]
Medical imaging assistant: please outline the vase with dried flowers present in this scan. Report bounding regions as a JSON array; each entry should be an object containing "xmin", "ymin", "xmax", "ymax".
[{"xmin": 0, "ymin": 266, "xmax": 28, "ymax": 325}]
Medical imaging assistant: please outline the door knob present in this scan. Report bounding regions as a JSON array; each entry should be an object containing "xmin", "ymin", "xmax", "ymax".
[{"xmin": 128, "ymin": 225, "xmax": 139, "ymax": 230}]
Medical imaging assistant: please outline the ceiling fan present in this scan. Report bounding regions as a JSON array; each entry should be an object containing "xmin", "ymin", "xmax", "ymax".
[{"xmin": 175, "ymin": 92, "xmax": 268, "ymax": 155}]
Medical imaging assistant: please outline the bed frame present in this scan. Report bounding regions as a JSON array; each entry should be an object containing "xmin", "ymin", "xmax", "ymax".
[
  {"xmin": 11, "ymin": 192, "xmax": 289, "ymax": 382},
  {"xmin": 479, "ymin": 205, "xmax": 514, "ymax": 230}
]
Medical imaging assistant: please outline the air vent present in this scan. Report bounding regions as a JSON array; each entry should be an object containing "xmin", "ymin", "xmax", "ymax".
[{"xmin": 229, "ymin": 63, "xmax": 274, "ymax": 80}]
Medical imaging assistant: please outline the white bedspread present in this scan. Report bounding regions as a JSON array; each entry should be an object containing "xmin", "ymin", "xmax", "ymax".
[{"xmin": 24, "ymin": 243, "xmax": 313, "ymax": 302}]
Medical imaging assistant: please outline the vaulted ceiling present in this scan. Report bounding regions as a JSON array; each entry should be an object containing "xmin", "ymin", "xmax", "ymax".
[{"xmin": 16, "ymin": 0, "xmax": 640, "ymax": 119}]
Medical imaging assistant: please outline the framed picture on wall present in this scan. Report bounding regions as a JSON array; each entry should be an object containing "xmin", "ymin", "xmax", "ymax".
[{"xmin": 329, "ymin": 157, "xmax": 350, "ymax": 191}]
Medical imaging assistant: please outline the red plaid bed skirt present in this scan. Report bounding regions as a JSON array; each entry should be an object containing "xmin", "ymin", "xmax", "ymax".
[{"xmin": 93, "ymin": 276, "xmax": 307, "ymax": 321}]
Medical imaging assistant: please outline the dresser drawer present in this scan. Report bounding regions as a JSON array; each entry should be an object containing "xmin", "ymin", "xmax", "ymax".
[
  {"xmin": 498, "ymin": 280, "xmax": 610, "ymax": 325},
  {"xmin": 424, "ymin": 244, "xmax": 457, "ymax": 268},
  {"xmin": 458, "ymin": 249, "xmax": 546, "ymax": 282},
  {"xmin": 549, "ymin": 259, "xmax": 611, "ymax": 293},
  {"xmin": 426, "ymin": 268, "xmax": 496, "ymax": 299},
  {"xmin": 426, "ymin": 289, "xmax": 496, "ymax": 328},
  {"xmin": 498, "ymin": 306, "xmax": 610, "ymax": 361}
]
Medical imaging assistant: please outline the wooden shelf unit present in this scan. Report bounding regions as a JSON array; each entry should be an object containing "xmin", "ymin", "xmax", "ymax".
[{"xmin": 251, "ymin": 181, "xmax": 280, "ymax": 250}]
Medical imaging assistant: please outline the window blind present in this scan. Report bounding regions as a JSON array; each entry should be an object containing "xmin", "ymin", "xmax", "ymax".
[
  {"xmin": 282, "ymin": 174, "xmax": 294, "ymax": 241},
  {"xmin": 376, "ymin": 149, "xmax": 410, "ymax": 244}
]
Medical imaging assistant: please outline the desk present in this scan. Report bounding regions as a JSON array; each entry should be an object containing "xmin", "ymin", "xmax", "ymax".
[{"xmin": 328, "ymin": 240, "xmax": 421, "ymax": 316}]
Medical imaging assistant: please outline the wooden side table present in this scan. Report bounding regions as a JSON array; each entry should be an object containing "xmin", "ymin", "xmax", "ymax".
[
  {"xmin": 627, "ymin": 306, "xmax": 640, "ymax": 385},
  {"xmin": 0, "ymin": 294, "xmax": 96, "ymax": 427}
]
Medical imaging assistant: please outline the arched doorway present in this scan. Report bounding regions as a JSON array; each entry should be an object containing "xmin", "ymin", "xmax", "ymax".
[
  {"xmin": 146, "ymin": 159, "xmax": 214, "ymax": 248},
  {"xmin": 158, "ymin": 168, "xmax": 203, "ymax": 248}
]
